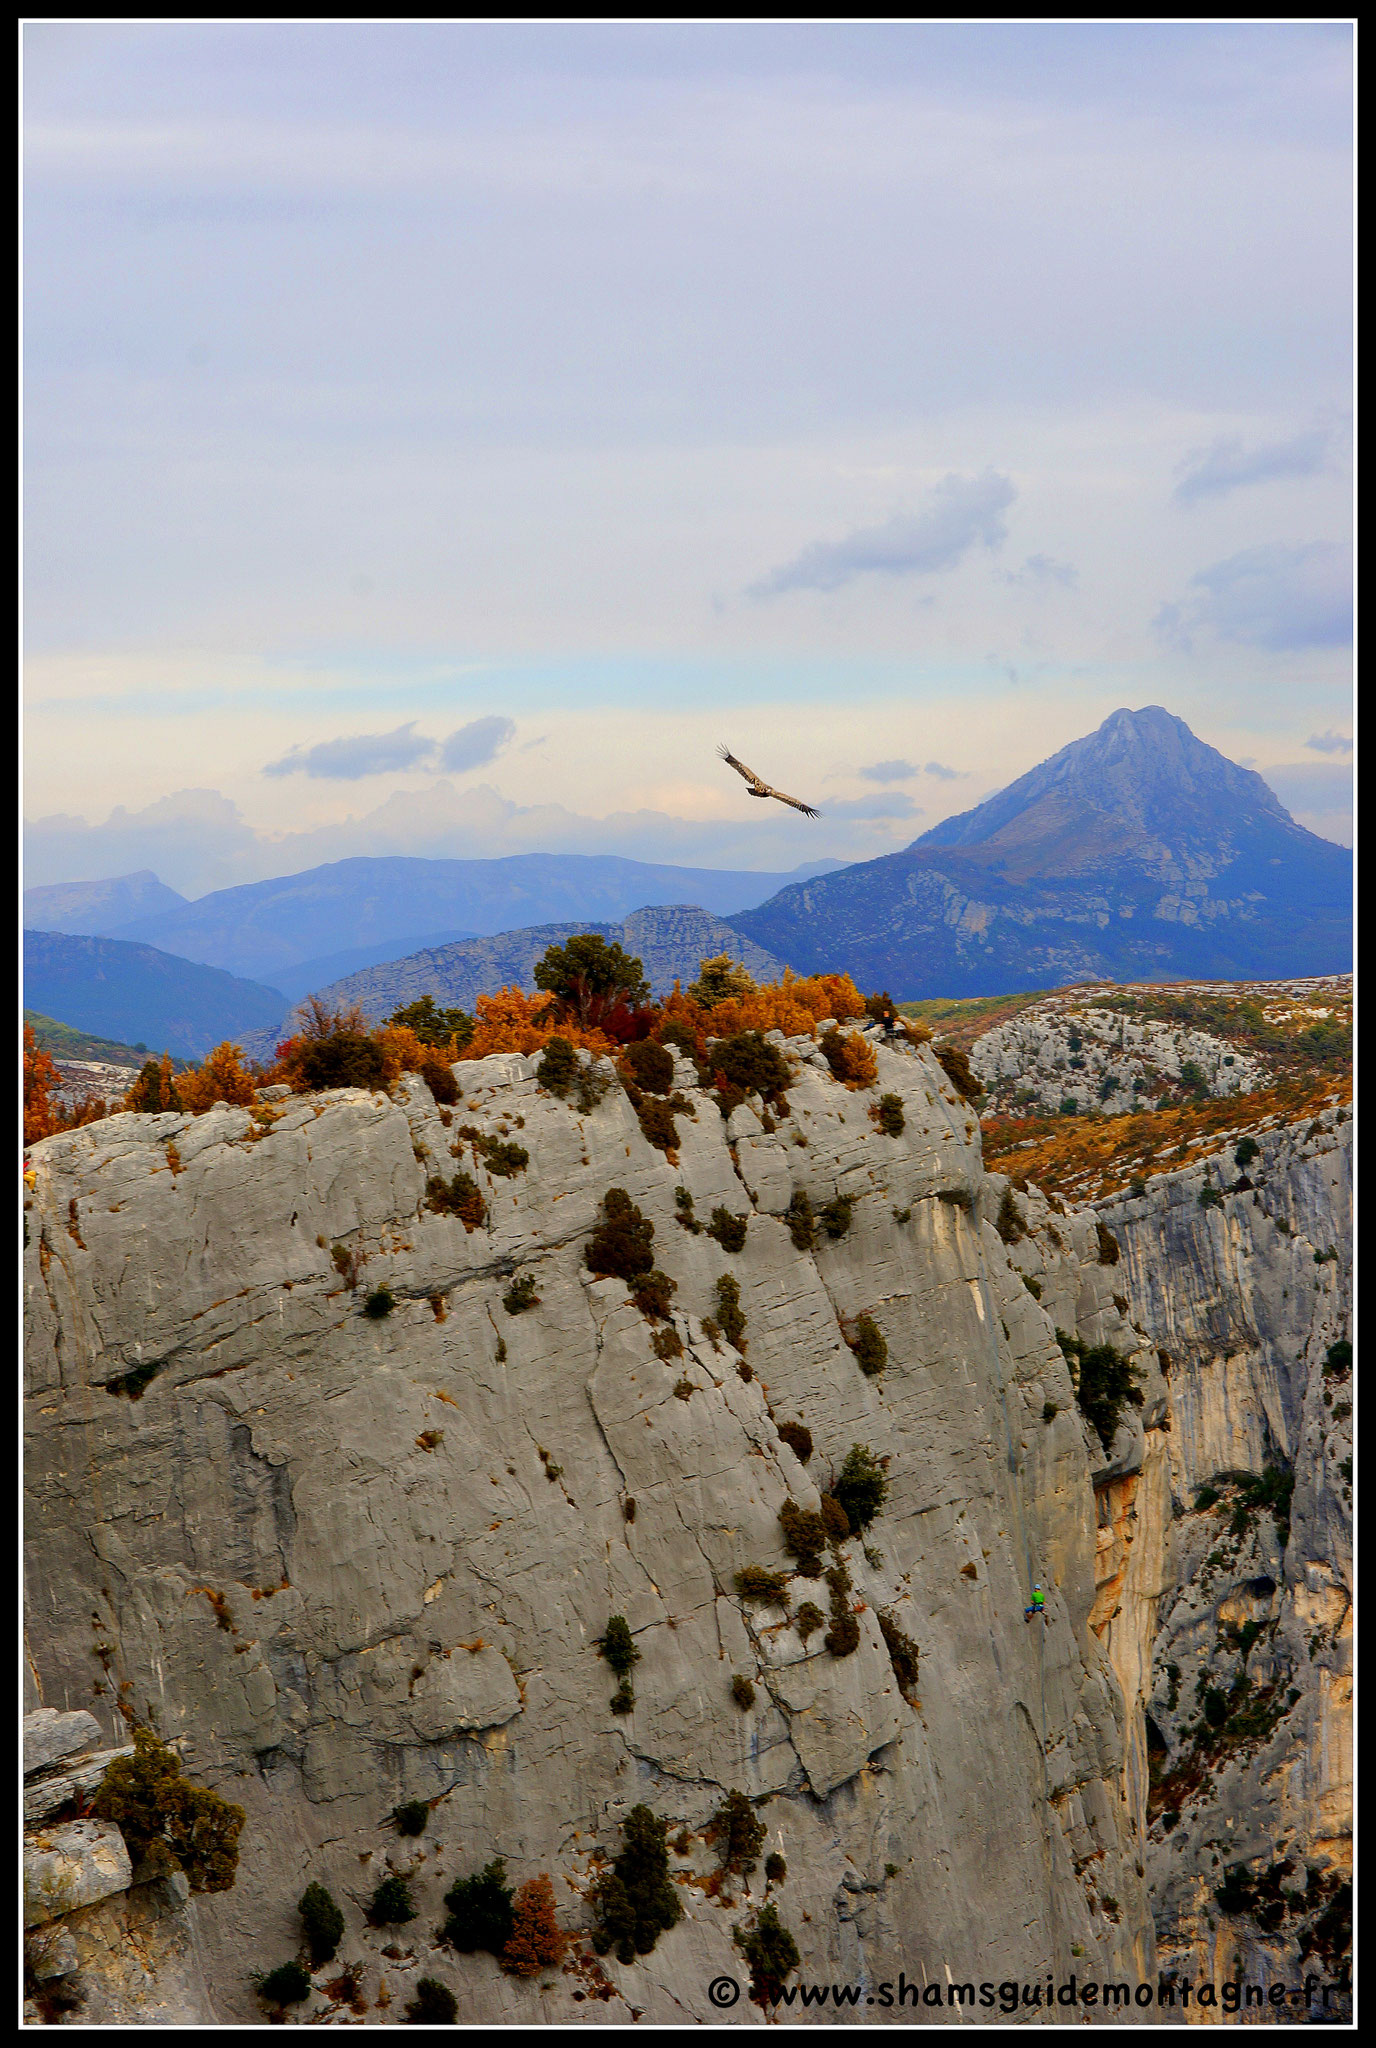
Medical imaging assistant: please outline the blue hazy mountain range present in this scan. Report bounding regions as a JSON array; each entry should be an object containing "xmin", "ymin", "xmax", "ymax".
[
  {"xmin": 23, "ymin": 932, "xmax": 289, "ymax": 1063},
  {"xmin": 23, "ymin": 711, "xmax": 1351, "ymax": 1056},
  {"xmin": 731, "ymin": 707, "xmax": 1352, "ymax": 996},
  {"xmin": 24, "ymin": 852, "xmax": 842, "ymax": 989}
]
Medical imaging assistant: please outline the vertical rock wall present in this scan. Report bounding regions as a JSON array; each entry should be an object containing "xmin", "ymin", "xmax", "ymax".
[
  {"xmin": 1099, "ymin": 1109, "xmax": 1352, "ymax": 2011},
  {"xmin": 25, "ymin": 1036, "xmax": 1158, "ymax": 2025}
]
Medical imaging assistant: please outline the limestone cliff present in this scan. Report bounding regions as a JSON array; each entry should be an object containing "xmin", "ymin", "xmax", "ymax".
[
  {"xmin": 1099, "ymin": 1112, "xmax": 1352, "ymax": 2008},
  {"xmin": 26, "ymin": 1031, "xmax": 1157, "ymax": 2025}
]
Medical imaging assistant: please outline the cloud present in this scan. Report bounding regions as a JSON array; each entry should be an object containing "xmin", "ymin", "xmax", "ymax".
[
  {"xmin": 749, "ymin": 470, "xmax": 1016, "ymax": 597},
  {"xmin": 264, "ymin": 721, "xmax": 436, "ymax": 779},
  {"xmin": 438, "ymin": 715, "xmax": 516, "ymax": 774},
  {"xmin": 821, "ymin": 792, "xmax": 922, "ymax": 820},
  {"xmin": 1172, "ymin": 425, "xmax": 1334, "ymax": 505},
  {"xmin": 1004, "ymin": 552, "xmax": 1077, "ymax": 588},
  {"xmin": 1306, "ymin": 729, "xmax": 1353, "ymax": 755},
  {"xmin": 1154, "ymin": 542, "xmax": 1351, "ymax": 652},
  {"xmin": 924, "ymin": 760, "xmax": 961, "ymax": 780},
  {"xmin": 24, "ymin": 777, "xmax": 919, "ymax": 897},
  {"xmin": 858, "ymin": 758, "xmax": 918, "ymax": 782}
]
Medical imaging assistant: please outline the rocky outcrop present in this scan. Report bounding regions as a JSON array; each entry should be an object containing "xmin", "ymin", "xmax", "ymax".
[
  {"xmin": 969, "ymin": 999, "xmax": 1270, "ymax": 1118},
  {"xmin": 23, "ymin": 1710, "xmax": 217, "ymax": 2025},
  {"xmin": 26, "ymin": 1030, "xmax": 1157, "ymax": 2025}
]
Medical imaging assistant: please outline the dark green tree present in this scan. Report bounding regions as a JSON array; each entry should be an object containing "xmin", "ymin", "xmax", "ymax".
[
  {"xmin": 534, "ymin": 934, "xmax": 649, "ymax": 1027},
  {"xmin": 441, "ymin": 1859, "xmax": 515, "ymax": 1954},
  {"xmin": 590, "ymin": 1806, "xmax": 682, "ymax": 1964},
  {"xmin": 298, "ymin": 1881, "xmax": 345, "ymax": 1966},
  {"xmin": 386, "ymin": 995, "xmax": 475, "ymax": 1052}
]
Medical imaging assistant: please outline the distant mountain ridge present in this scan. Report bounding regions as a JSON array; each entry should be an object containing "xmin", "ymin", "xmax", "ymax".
[
  {"xmin": 729, "ymin": 707, "xmax": 1352, "ymax": 997},
  {"xmin": 23, "ymin": 932, "xmax": 288, "ymax": 1062},
  {"xmin": 241, "ymin": 904, "xmax": 787, "ymax": 1057},
  {"xmin": 22, "ymin": 870, "xmax": 188, "ymax": 935},
  {"xmin": 92, "ymin": 852, "xmax": 844, "ymax": 985}
]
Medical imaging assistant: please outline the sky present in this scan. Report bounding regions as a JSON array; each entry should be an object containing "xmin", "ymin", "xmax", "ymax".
[{"xmin": 23, "ymin": 22, "xmax": 1354, "ymax": 897}]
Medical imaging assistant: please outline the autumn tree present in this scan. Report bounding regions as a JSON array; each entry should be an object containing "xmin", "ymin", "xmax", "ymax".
[
  {"xmin": 23, "ymin": 1026, "xmax": 63, "ymax": 1144},
  {"xmin": 179, "ymin": 1042, "xmax": 258, "ymax": 1113},
  {"xmin": 501, "ymin": 1874, "xmax": 570, "ymax": 1977},
  {"xmin": 124, "ymin": 1054, "xmax": 182, "ymax": 1114},
  {"xmin": 534, "ymin": 935, "xmax": 650, "ymax": 1029}
]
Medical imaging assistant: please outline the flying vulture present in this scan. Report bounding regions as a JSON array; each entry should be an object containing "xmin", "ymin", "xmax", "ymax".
[{"xmin": 718, "ymin": 744, "xmax": 820, "ymax": 818}]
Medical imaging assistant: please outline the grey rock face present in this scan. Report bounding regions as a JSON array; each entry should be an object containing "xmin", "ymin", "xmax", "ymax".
[
  {"xmin": 1098, "ymin": 1108, "xmax": 1352, "ymax": 2004},
  {"xmin": 25, "ymin": 1709, "xmax": 104, "ymax": 1777},
  {"xmin": 25, "ymin": 1040, "xmax": 1160, "ymax": 2024},
  {"xmin": 25, "ymin": 1821, "xmax": 133, "ymax": 1928}
]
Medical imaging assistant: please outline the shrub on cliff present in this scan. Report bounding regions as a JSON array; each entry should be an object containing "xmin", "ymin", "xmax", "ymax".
[
  {"xmin": 121, "ymin": 1051, "xmax": 183, "ymax": 1116},
  {"xmin": 779, "ymin": 1500, "xmax": 827, "ymax": 1576},
  {"xmin": 1055, "ymin": 1329, "xmax": 1143, "ymax": 1452},
  {"xmin": 502, "ymin": 1875, "xmax": 570, "ymax": 1977},
  {"xmin": 590, "ymin": 1806, "xmax": 682, "ymax": 1964},
  {"xmin": 776, "ymin": 1420, "xmax": 813, "ymax": 1464},
  {"xmin": 441, "ymin": 1859, "xmax": 514, "ymax": 1953},
  {"xmin": 872, "ymin": 1091, "xmax": 905, "ymax": 1136},
  {"xmin": 831, "ymin": 1444, "xmax": 887, "ymax": 1531},
  {"xmin": 404, "ymin": 1977, "xmax": 458, "ymax": 2023},
  {"xmin": 706, "ymin": 1207, "xmax": 748, "ymax": 1253},
  {"xmin": 257, "ymin": 1961, "xmax": 311, "ymax": 2007},
  {"xmin": 846, "ymin": 1315, "xmax": 887, "ymax": 1378},
  {"xmin": 708, "ymin": 1029, "xmax": 791, "ymax": 1105},
  {"xmin": 367, "ymin": 1875, "xmax": 417, "ymax": 1926},
  {"xmin": 736, "ymin": 1903, "xmax": 800, "ymax": 2004},
  {"xmin": 711, "ymin": 1790, "xmax": 766, "ymax": 1874},
  {"xmin": 586, "ymin": 1189, "xmax": 656, "ymax": 1282},
  {"xmin": 995, "ymin": 1186, "xmax": 1025, "ymax": 1244},
  {"xmin": 392, "ymin": 1800, "xmax": 429, "ymax": 1837},
  {"xmin": 281, "ymin": 1000, "xmax": 389, "ymax": 1093},
  {"xmin": 621, "ymin": 1038, "xmax": 675, "ymax": 1094},
  {"xmin": 715, "ymin": 1273, "xmax": 747, "ymax": 1349},
  {"xmin": 819, "ymin": 1027, "xmax": 877, "ymax": 1090},
  {"xmin": 92, "ymin": 1726, "xmax": 245, "ymax": 1892},
  {"xmin": 935, "ymin": 1045, "xmax": 983, "ymax": 1104},
  {"xmin": 298, "ymin": 1881, "xmax": 345, "ymax": 1966}
]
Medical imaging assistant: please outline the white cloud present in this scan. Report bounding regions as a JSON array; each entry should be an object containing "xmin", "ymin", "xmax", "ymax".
[{"xmin": 750, "ymin": 471, "xmax": 1016, "ymax": 597}]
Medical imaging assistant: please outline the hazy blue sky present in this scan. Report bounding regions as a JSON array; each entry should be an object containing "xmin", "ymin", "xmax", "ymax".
[{"xmin": 24, "ymin": 22, "xmax": 1353, "ymax": 892}]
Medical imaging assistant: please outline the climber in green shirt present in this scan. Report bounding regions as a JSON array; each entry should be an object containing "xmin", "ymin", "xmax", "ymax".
[{"xmin": 1025, "ymin": 1584, "xmax": 1046, "ymax": 1622}]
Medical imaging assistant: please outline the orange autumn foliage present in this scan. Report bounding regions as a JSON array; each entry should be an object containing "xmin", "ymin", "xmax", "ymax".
[
  {"xmin": 659, "ymin": 969, "xmax": 867, "ymax": 1054},
  {"xmin": 177, "ymin": 1042, "xmax": 259, "ymax": 1113},
  {"xmin": 23, "ymin": 1026, "xmax": 64, "ymax": 1145},
  {"xmin": 464, "ymin": 987, "xmax": 615, "ymax": 1061},
  {"xmin": 24, "ymin": 1025, "xmax": 112, "ymax": 1144},
  {"xmin": 501, "ymin": 1874, "xmax": 570, "ymax": 1977}
]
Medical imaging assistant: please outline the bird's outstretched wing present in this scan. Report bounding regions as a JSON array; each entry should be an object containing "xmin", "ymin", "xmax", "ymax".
[
  {"xmin": 718, "ymin": 743, "xmax": 762, "ymax": 787},
  {"xmin": 717, "ymin": 743, "xmax": 820, "ymax": 817},
  {"xmin": 767, "ymin": 787, "xmax": 821, "ymax": 819}
]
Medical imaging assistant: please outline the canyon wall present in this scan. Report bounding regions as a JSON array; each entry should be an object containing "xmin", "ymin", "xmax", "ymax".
[{"xmin": 26, "ymin": 1032, "xmax": 1159, "ymax": 2026}]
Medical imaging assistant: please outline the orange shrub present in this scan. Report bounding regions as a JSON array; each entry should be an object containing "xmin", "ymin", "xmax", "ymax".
[
  {"xmin": 819, "ymin": 1027, "xmax": 879, "ymax": 1089},
  {"xmin": 659, "ymin": 970, "xmax": 867, "ymax": 1055},
  {"xmin": 23, "ymin": 1026, "xmax": 63, "ymax": 1145},
  {"xmin": 501, "ymin": 1875, "xmax": 570, "ymax": 1977},
  {"xmin": 178, "ymin": 1042, "xmax": 259, "ymax": 1113},
  {"xmin": 23, "ymin": 1026, "xmax": 113, "ymax": 1144},
  {"xmin": 465, "ymin": 987, "xmax": 614, "ymax": 1061}
]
